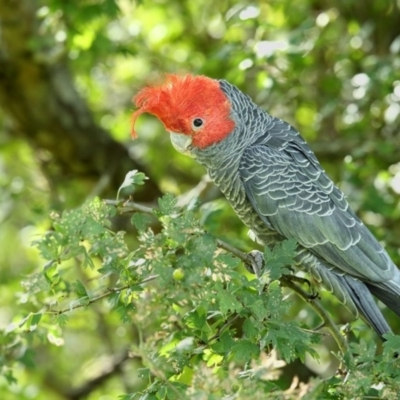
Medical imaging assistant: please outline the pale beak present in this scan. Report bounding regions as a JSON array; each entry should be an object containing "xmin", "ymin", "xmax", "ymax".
[{"xmin": 170, "ymin": 133, "xmax": 193, "ymax": 155}]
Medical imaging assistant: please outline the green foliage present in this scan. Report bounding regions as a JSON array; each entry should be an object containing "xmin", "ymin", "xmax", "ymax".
[
  {"xmin": 2, "ymin": 179, "xmax": 399, "ymax": 398},
  {"xmin": 31, "ymin": 192, "xmax": 320, "ymax": 399},
  {"xmin": 2, "ymin": 0, "xmax": 400, "ymax": 398},
  {"xmin": 312, "ymin": 339, "xmax": 400, "ymax": 399},
  {"xmin": 117, "ymin": 170, "xmax": 148, "ymax": 200},
  {"xmin": 264, "ymin": 238, "xmax": 297, "ymax": 280},
  {"xmin": 4, "ymin": 178, "xmax": 306, "ymax": 396}
]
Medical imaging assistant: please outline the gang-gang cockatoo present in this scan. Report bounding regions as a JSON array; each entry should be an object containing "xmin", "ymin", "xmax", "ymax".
[{"xmin": 131, "ymin": 74, "xmax": 400, "ymax": 339}]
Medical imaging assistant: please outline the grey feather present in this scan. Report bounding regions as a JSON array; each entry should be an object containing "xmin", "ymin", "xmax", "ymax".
[
  {"xmin": 191, "ymin": 79, "xmax": 400, "ymax": 339},
  {"xmin": 338, "ymin": 276, "xmax": 391, "ymax": 337}
]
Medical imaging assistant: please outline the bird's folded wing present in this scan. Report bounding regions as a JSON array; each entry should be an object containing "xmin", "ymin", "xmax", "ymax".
[{"xmin": 239, "ymin": 123, "xmax": 395, "ymax": 284}]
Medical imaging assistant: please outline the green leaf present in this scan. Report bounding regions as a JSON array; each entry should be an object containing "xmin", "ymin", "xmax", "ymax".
[
  {"xmin": 29, "ymin": 313, "xmax": 42, "ymax": 329},
  {"xmin": 107, "ymin": 292, "xmax": 121, "ymax": 309},
  {"xmin": 231, "ymin": 339, "xmax": 260, "ymax": 363},
  {"xmin": 56, "ymin": 314, "xmax": 69, "ymax": 328},
  {"xmin": 137, "ymin": 367, "xmax": 151, "ymax": 380},
  {"xmin": 3, "ymin": 369, "xmax": 17, "ymax": 385},
  {"xmin": 248, "ymin": 298, "xmax": 270, "ymax": 321},
  {"xmin": 158, "ymin": 193, "xmax": 177, "ymax": 215},
  {"xmin": 264, "ymin": 239, "xmax": 297, "ymax": 280},
  {"xmin": 117, "ymin": 170, "xmax": 148, "ymax": 200},
  {"xmin": 187, "ymin": 233, "xmax": 216, "ymax": 265},
  {"xmin": 71, "ymin": 280, "xmax": 88, "ymax": 298},
  {"xmin": 164, "ymin": 382, "xmax": 189, "ymax": 398},
  {"xmin": 216, "ymin": 286, "xmax": 242, "ymax": 316},
  {"xmin": 382, "ymin": 333, "xmax": 400, "ymax": 356},
  {"xmin": 116, "ymin": 303, "xmax": 135, "ymax": 323},
  {"xmin": 215, "ymin": 253, "xmax": 241, "ymax": 271},
  {"xmin": 267, "ymin": 280, "xmax": 287, "ymax": 319},
  {"xmin": 131, "ymin": 213, "xmax": 153, "ymax": 231},
  {"xmin": 243, "ymin": 318, "xmax": 258, "ymax": 341},
  {"xmin": 184, "ymin": 309, "xmax": 206, "ymax": 330},
  {"xmin": 264, "ymin": 319, "xmax": 318, "ymax": 363},
  {"xmin": 211, "ymin": 330, "xmax": 236, "ymax": 354}
]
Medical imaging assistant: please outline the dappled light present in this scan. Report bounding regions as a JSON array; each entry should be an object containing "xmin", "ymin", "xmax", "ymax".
[{"xmin": 1, "ymin": 0, "xmax": 400, "ymax": 399}]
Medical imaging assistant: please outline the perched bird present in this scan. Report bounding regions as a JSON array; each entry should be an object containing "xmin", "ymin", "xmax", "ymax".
[{"xmin": 131, "ymin": 74, "xmax": 400, "ymax": 339}]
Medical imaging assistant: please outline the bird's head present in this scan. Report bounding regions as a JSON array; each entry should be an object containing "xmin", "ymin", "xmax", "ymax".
[{"xmin": 131, "ymin": 74, "xmax": 236, "ymax": 153}]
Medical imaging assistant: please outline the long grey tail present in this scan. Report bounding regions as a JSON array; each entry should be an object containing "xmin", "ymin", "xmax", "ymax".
[
  {"xmin": 366, "ymin": 284, "xmax": 400, "ymax": 319},
  {"xmin": 297, "ymin": 251, "xmax": 394, "ymax": 339},
  {"xmin": 338, "ymin": 275, "xmax": 392, "ymax": 339}
]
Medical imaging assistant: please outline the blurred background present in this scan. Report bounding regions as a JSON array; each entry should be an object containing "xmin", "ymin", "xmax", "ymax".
[{"xmin": 1, "ymin": 0, "xmax": 400, "ymax": 398}]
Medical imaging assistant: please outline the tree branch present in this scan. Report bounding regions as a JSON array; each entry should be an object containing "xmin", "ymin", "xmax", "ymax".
[
  {"xmin": 65, "ymin": 349, "xmax": 133, "ymax": 400},
  {"xmin": 42, "ymin": 348, "xmax": 136, "ymax": 400},
  {"xmin": 280, "ymin": 276, "xmax": 349, "ymax": 356},
  {"xmin": 46, "ymin": 275, "xmax": 158, "ymax": 315},
  {"xmin": 104, "ymin": 198, "xmax": 350, "ymax": 356}
]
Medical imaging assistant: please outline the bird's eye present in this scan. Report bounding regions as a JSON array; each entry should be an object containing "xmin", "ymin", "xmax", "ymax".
[{"xmin": 192, "ymin": 118, "xmax": 204, "ymax": 131}]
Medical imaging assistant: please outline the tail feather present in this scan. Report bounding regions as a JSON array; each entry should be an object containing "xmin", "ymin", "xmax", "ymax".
[
  {"xmin": 337, "ymin": 275, "xmax": 392, "ymax": 339},
  {"xmin": 366, "ymin": 284, "xmax": 400, "ymax": 319},
  {"xmin": 297, "ymin": 251, "xmax": 396, "ymax": 339}
]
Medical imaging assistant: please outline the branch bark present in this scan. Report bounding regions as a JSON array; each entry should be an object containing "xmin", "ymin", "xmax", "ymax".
[
  {"xmin": 42, "ymin": 348, "xmax": 134, "ymax": 400},
  {"xmin": 0, "ymin": 0, "xmax": 161, "ymax": 201}
]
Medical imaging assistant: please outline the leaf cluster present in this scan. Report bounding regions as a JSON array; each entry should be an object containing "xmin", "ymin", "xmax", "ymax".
[{"xmin": 3, "ymin": 175, "xmax": 398, "ymax": 398}]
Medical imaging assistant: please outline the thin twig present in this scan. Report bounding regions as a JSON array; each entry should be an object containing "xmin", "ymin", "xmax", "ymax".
[
  {"xmin": 47, "ymin": 275, "xmax": 159, "ymax": 315},
  {"xmin": 47, "ymin": 286, "xmax": 128, "ymax": 315},
  {"xmin": 216, "ymin": 239, "xmax": 253, "ymax": 264},
  {"xmin": 300, "ymin": 328, "xmax": 330, "ymax": 337},
  {"xmin": 104, "ymin": 199, "xmax": 153, "ymax": 214},
  {"xmin": 104, "ymin": 198, "xmax": 350, "ymax": 356}
]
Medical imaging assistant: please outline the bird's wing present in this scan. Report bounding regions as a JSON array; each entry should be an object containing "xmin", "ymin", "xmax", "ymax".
[{"xmin": 239, "ymin": 118, "xmax": 396, "ymax": 284}]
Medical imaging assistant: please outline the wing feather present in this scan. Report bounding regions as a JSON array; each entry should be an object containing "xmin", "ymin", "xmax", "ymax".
[{"xmin": 239, "ymin": 119, "xmax": 396, "ymax": 284}]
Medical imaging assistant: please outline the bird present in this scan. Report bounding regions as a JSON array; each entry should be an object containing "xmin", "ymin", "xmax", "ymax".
[{"xmin": 130, "ymin": 73, "xmax": 400, "ymax": 340}]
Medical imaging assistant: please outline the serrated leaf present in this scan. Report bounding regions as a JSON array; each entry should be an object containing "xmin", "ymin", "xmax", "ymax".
[
  {"xmin": 232, "ymin": 339, "xmax": 260, "ymax": 363},
  {"xmin": 264, "ymin": 319, "xmax": 318, "ymax": 362},
  {"xmin": 267, "ymin": 280, "xmax": 287, "ymax": 319},
  {"xmin": 243, "ymin": 318, "xmax": 258, "ymax": 340},
  {"xmin": 116, "ymin": 303, "xmax": 135, "ymax": 323},
  {"xmin": 217, "ymin": 287, "xmax": 242, "ymax": 315},
  {"xmin": 184, "ymin": 309, "xmax": 207, "ymax": 332},
  {"xmin": 71, "ymin": 280, "xmax": 88, "ymax": 298},
  {"xmin": 382, "ymin": 333, "xmax": 400, "ymax": 356},
  {"xmin": 215, "ymin": 253, "xmax": 241, "ymax": 271},
  {"xmin": 212, "ymin": 330, "xmax": 236, "ymax": 354},
  {"xmin": 249, "ymin": 298, "xmax": 270, "ymax": 320},
  {"xmin": 131, "ymin": 213, "xmax": 153, "ymax": 232},
  {"xmin": 56, "ymin": 314, "xmax": 69, "ymax": 328},
  {"xmin": 117, "ymin": 170, "xmax": 148, "ymax": 200},
  {"xmin": 264, "ymin": 239, "xmax": 297, "ymax": 280},
  {"xmin": 188, "ymin": 233, "xmax": 216, "ymax": 264},
  {"xmin": 158, "ymin": 193, "xmax": 177, "ymax": 215}
]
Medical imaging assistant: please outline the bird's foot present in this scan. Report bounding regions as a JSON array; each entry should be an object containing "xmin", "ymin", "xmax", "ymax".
[
  {"xmin": 245, "ymin": 250, "xmax": 265, "ymax": 278},
  {"xmin": 288, "ymin": 274, "xmax": 311, "ymax": 287},
  {"xmin": 289, "ymin": 275, "xmax": 319, "ymax": 299}
]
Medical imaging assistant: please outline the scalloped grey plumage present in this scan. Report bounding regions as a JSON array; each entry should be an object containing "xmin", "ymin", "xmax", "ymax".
[{"xmin": 192, "ymin": 79, "xmax": 400, "ymax": 339}]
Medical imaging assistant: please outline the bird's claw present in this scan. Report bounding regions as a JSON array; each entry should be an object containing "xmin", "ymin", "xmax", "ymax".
[
  {"xmin": 288, "ymin": 275, "xmax": 311, "ymax": 288},
  {"xmin": 245, "ymin": 250, "xmax": 265, "ymax": 279}
]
